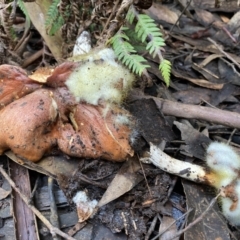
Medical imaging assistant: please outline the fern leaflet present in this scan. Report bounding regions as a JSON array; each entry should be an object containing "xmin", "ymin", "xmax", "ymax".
[
  {"xmin": 126, "ymin": 8, "xmax": 135, "ymax": 24},
  {"xmin": 135, "ymin": 14, "xmax": 166, "ymax": 57},
  {"xmin": 110, "ymin": 31, "xmax": 150, "ymax": 76},
  {"xmin": 159, "ymin": 59, "xmax": 171, "ymax": 87},
  {"xmin": 45, "ymin": 0, "xmax": 64, "ymax": 35}
]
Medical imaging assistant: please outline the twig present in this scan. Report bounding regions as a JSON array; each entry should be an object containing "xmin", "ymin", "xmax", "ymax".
[
  {"xmin": 207, "ymin": 37, "xmax": 240, "ymax": 70},
  {"xmin": 220, "ymin": 58, "xmax": 240, "ymax": 78},
  {"xmin": 129, "ymin": 89, "xmax": 240, "ymax": 129},
  {"xmin": 151, "ymin": 209, "xmax": 193, "ymax": 240},
  {"xmin": 22, "ymin": 49, "xmax": 43, "ymax": 68},
  {"xmin": 0, "ymin": 165, "xmax": 76, "ymax": 240},
  {"xmin": 169, "ymin": 0, "xmax": 193, "ymax": 34},
  {"xmin": 227, "ymin": 129, "xmax": 237, "ymax": 145},
  {"xmin": 166, "ymin": 193, "xmax": 221, "ymax": 240},
  {"xmin": 48, "ymin": 177, "xmax": 61, "ymax": 240},
  {"xmin": 222, "ymin": 27, "xmax": 237, "ymax": 43},
  {"xmin": 145, "ymin": 214, "xmax": 158, "ymax": 240},
  {"xmin": 29, "ymin": 175, "xmax": 39, "ymax": 205},
  {"xmin": 138, "ymin": 153, "xmax": 152, "ymax": 197},
  {"xmin": 100, "ymin": 0, "xmax": 120, "ymax": 38}
]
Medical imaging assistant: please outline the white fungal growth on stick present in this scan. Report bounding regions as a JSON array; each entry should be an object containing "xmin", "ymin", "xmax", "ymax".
[{"xmin": 145, "ymin": 142, "xmax": 240, "ymax": 226}]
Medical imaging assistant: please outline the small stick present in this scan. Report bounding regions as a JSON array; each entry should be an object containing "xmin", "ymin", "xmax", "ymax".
[
  {"xmin": 22, "ymin": 49, "xmax": 43, "ymax": 68},
  {"xmin": 28, "ymin": 175, "xmax": 39, "ymax": 205},
  {"xmin": 151, "ymin": 209, "xmax": 193, "ymax": 240},
  {"xmin": 48, "ymin": 177, "xmax": 61, "ymax": 240},
  {"xmin": 166, "ymin": 193, "xmax": 221, "ymax": 240},
  {"xmin": 145, "ymin": 214, "xmax": 158, "ymax": 240},
  {"xmin": 207, "ymin": 37, "xmax": 240, "ymax": 69},
  {"xmin": 0, "ymin": 165, "xmax": 76, "ymax": 240}
]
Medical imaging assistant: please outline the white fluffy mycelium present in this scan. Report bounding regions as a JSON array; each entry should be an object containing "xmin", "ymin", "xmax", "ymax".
[
  {"xmin": 220, "ymin": 179, "xmax": 240, "ymax": 226},
  {"xmin": 66, "ymin": 48, "xmax": 135, "ymax": 105},
  {"xmin": 206, "ymin": 142, "xmax": 240, "ymax": 188},
  {"xmin": 206, "ymin": 142, "xmax": 240, "ymax": 226}
]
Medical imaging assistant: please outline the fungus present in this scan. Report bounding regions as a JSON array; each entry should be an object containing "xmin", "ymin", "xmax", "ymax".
[
  {"xmin": 145, "ymin": 142, "xmax": 240, "ymax": 226},
  {"xmin": 47, "ymin": 48, "xmax": 135, "ymax": 105},
  {"xmin": 73, "ymin": 191, "xmax": 98, "ymax": 223},
  {"xmin": 0, "ymin": 47, "xmax": 135, "ymax": 162},
  {"xmin": 0, "ymin": 64, "xmax": 42, "ymax": 108},
  {"xmin": 0, "ymin": 89, "xmax": 58, "ymax": 162},
  {"xmin": 57, "ymin": 103, "xmax": 134, "ymax": 161}
]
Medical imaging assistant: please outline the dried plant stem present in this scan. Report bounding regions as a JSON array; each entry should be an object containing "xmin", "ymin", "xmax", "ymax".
[
  {"xmin": 0, "ymin": 165, "xmax": 76, "ymax": 240},
  {"xmin": 208, "ymin": 37, "xmax": 240, "ymax": 69}
]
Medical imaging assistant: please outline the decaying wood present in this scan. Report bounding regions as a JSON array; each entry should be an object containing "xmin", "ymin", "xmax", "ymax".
[
  {"xmin": 0, "ymin": 165, "xmax": 76, "ymax": 240},
  {"xmin": 9, "ymin": 161, "xmax": 38, "ymax": 240},
  {"xmin": 48, "ymin": 177, "xmax": 61, "ymax": 240}
]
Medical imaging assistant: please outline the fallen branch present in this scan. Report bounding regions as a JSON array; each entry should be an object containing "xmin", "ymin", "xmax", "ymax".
[
  {"xmin": 129, "ymin": 90, "xmax": 240, "ymax": 129},
  {"xmin": 0, "ymin": 165, "xmax": 76, "ymax": 240}
]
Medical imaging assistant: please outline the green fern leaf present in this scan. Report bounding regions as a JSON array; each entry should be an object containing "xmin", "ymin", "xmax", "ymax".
[
  {"xmin": 110, "ymin": 31, "xmax": 150, "ymax": 75},
  {"xmin": 146, "ymin": 38, "xmax": 165, "ymax": 56},
  {"xmin": 111, "ymin": 7, "xmax": 171, "ymax": 86},
  {"xmin": 126, "ymin": 8, "xmax": 135, "ymax": 24},
  {"xmin": 134, "ymin": 14, "xmax": 166, "ymax": 57},
  {"xmin": 135, "ymin": 15, "xmax": 155, "ymax": 42},
  {"xmin": 45, "ymin": 0, "xmax": 63, "ymax": 35},
  {"xmin": 159, "ymin": 59, "xmax": 171, "ymax": 87},
  {"xmin": 48, "ymin": 15, "xmax": 64, "ymax": 36}
]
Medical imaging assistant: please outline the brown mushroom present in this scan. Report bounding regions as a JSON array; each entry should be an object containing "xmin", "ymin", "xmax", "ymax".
[
  {"xmin": 46, "ymin": 62, "xmax": 78, "ymax": 88},
  {"xmin": 0, "ymin": 64, "xmax": 42, "ymax": 108},
  {"xmin": 0, "ymin": 89, "xmax": 58, "ymax": 162},
  {"xmin": 57, "ymin": 103, "xmax": 134, "ymax": 161}
]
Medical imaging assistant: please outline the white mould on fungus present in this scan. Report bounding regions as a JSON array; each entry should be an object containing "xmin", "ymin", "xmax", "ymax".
[
  {"xmin": 66, "ymin": 48, "xmax": 135, "ymax": 105},
  {"xmin": 220, "ymin": 179, "xmax": 240, "ymax": 226},
  {"xmin": 206, "ymin": 142, "xmax": 240, "ymax": 188},
  {"xmin": 206, "ymin": 142, "xmax": 240, "ymax": 226}
]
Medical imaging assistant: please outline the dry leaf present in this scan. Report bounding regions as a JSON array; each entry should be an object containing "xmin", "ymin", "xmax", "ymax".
[
  {"xmin": 98, "ymin": 158, "xmax": 143, "ymax": 207},
  {"xmin": 144, "ymin": 3, "xmax": 179, "ymax": 25},
  {"xmin": 0, "ymin": 187, "xmax": 11, "ymax": 200}
]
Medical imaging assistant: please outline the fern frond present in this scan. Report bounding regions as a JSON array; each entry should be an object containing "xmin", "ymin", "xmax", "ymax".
[
  {"xmin": 48, "ymin": 15, "xmax": 64, "ymax": 36},
  {"xmin": 146, "ymin": 38, "xmax": 165, "ymax": 56},
  {"xmin": 45, "ymin": 0, "xmax": 63, "ymax": 35},
  {"xmin": 110, "ymin": 31, "xmax": 150, "ymax": 76},
  {"xmin": 135, "ymin": 15, "xmax": 157, "ymax": 42},
  {"xmin": 159, "ymin": 59, "xmax": 171, "ymax": 87},
  {"xmin": 135, "ymin": 14, "xmax": 166, "ymax": 57},
  {"xmin": 111, "ymin": 5, "xmax": 172, "ymax": 86},
  {"xmin": 126, "ymin": 8, "xmax": 135, "ymax": 24}
]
